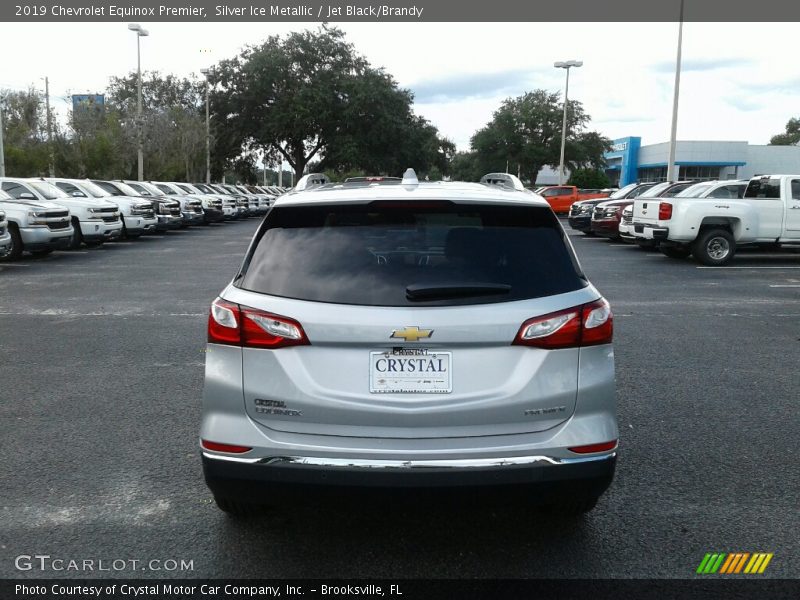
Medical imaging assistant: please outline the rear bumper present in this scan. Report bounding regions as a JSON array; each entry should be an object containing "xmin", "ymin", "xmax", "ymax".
[
  {"xmin": 633, "ymin": 222, "xmax": 669, "ymax": 240},
  {"xmin": 202, "ymin": 450, "xmax": 616, "ymax": 503}
]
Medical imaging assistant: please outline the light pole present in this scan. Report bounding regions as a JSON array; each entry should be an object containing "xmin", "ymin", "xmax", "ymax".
[
  {"xmin": 554, "ymin": 60, "xmax": 583, "ymax": 185},
  {"xmin": 43, "ymin": 76, "xmax": 54, "ymax": 177},
  {"xmin": 0, "ymin": 98, "xmax": 5, "ymax": 177},
  {"xmin": 666, "ymin": 0, "xmax": 685, "ymax": 182},
  {"xmin": 200, "ymin": 67, "xmax": 211, "ymax": 184},
  {"xmin": 128, "ymin": 23, "xmax": 149, "ymax": 181}
]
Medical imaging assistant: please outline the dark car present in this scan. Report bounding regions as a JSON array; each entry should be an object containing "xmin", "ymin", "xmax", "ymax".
[{"xmin": 569, "ymin": 182, "xmax": 656, "ymax": 235}]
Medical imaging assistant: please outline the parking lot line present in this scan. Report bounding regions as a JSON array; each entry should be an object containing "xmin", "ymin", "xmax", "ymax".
[
  {"xmin": 769, "ymin": 284, "xmax": 800, "ymax": 287},
  {"xmin": 0, "ymin": 263, "xmax": 30, "ymax": 268},
  {"xmin": 697, "ymin": 266, "xmax": 800, "ymax": 269}
]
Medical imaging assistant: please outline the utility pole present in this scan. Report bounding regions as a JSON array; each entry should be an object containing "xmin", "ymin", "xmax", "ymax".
[
  {"xmin": 554, "ymin": 60, "xmax": 583, "ymax": 185},
  {"xmin": 200, "ymin": 68, "xmax": 211, "ymax": 184},
  {"xmin": 666, "ymin": 0, "xmax": 685, "ymax": 182},
  {"xmin": 128, "ymin": 24, "xmax": 149, "ymax": 181},
  {"xmin": 44, "ymin": 76, "xmax": 54, "ymax": 177},
  {"xmin": 0, "ymin": 100, "xmax": 5, "ymax": 177},
  {"xmin": 278, "ymin": 163, "xmax": 282, "ymax": 187}
]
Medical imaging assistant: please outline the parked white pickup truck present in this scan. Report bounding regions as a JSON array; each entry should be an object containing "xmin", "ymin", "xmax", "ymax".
[{"xmin": 632, "ymin": 174, "xmax": 800, "ymax": 265}]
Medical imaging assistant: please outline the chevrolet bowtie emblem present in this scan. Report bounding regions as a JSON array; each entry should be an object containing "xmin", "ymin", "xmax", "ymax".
[{"xmin": 390, "ymin": 326, "xmax": 433, "ymax": 342}]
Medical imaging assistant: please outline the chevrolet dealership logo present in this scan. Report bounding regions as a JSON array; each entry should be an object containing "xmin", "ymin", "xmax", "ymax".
[
  {"xmin": 696, "ymin": 552, "xmax": 774, "ymax": 574},
  {"xmin": 390, "ymin": 326, "xmax": 433, "ymax": 342}
]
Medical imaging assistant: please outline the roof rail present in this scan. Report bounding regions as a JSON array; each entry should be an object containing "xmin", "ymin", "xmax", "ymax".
[
  {"xmin": 480, "ymin": 172, "xmax": 526, "ymax": 191},
  {"xmin": 294, "ymin": 173, "xmax": 330, "ymax": 191}
]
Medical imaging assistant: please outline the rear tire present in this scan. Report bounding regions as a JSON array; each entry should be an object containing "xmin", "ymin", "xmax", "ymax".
[
  {"xmin": 213, "ymin": 496, "xmax": 262, "ymax": 517},
  {"xmin": 30, "ymin": 249, "xmax": 53, "ymax": 257},
  {"xmin": 692, "ymin": 228, "xmax": 735, "ymax": 266},
  {"xmin": 660, "ymin": 246, "xmax": 692, "ymax": 259},
  {"xmin": 2, "ymin": 224, "xmax": 24, "ymax": 260}
]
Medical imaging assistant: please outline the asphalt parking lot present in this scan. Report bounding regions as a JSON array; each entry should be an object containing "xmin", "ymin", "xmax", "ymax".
[{"xmin": 1, "ymin": 219, "xmax": 798, "ymax": 579}]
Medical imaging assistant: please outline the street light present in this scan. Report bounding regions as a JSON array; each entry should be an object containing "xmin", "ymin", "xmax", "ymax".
[
  {"xmin": 200, "ymin": 68, "xmax": 211, "ymax": 184},
  {"xmin": 554, "ymin": 60, "xmax": 583, "ymax": 185},
  {"xmin": 666, "ymin": 0, "xmax": 685, "ymax": 182},
  {"xmin": 128, "ymin": 23, "xmax": 149, "ymax": 181}
]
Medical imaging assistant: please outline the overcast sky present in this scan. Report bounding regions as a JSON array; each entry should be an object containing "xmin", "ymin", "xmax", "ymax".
[{"xmin": 1, "ymin": 22, "xmax": 797, "ymax": 154}]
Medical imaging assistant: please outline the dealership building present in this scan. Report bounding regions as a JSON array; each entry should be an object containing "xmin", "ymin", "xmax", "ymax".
[{"xmin": 603, "ymin": 136, "xmax": 800, "ymax": 186}]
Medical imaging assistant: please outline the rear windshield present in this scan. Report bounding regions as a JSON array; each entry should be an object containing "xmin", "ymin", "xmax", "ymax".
[
  {"xmin": 744, "ymin": 178, "xmax": 781, "ymax": 199},
  {"xmin": 238, "ymin": 202, "xmax": 587, "ymax": 307}
]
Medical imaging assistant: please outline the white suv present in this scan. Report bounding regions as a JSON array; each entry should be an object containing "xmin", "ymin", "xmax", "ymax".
[{"xmin": 201, "ymin": 171, "xmax": 618, "ymax": 517}]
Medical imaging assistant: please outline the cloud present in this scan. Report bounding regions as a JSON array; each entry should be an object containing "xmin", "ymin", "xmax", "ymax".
[
  {"xmin": 651, "ymin": 57, "xmax": 754, "ymax": 74},
  {"xmin": 409, "ymin": 68, "xmax": 551, "ymax": 103},
  {"xmin": 738, "ymin": 77, "xmax": 800, "ymax": 94},
  {"xmin": 724, "ymin": 96, "xmax": 764, "ymax": 112}
]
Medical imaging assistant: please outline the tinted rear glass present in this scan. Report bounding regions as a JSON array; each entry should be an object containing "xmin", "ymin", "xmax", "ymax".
[
  {"xmin": 744, "ymin": 178, "xmax": 781, "ymax": 199},
  {"xmin": 238, "ymin": 202, "xmax": 586, "ymax": 307}
]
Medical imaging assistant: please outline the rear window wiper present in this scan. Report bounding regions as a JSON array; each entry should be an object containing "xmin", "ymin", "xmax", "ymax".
[{"xmin": 406, "ymin": 283, "xmax": 511, "ymax": 300}]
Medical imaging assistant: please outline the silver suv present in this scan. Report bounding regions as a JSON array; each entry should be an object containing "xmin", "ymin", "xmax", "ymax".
[{"xmin": 201, "ymin": 171, "xmax": 617, "ymax": 516}]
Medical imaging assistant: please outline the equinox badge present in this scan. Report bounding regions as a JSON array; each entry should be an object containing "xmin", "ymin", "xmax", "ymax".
[{"xmin": 390, "ymin": 326, "xmax": 433, "ymax": 342}]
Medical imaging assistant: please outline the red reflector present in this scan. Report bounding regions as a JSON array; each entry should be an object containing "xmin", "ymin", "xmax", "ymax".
[
  {"xmin": 201, "ymin": 440, "xmax": 252, "ymax": 454},
  {"xmin": 658, "ymin": 202, "xmax": 673, "ymax": 220},
  {"xmin": 568, "ymin": 440, "xmax": 618, "ymax": 454}
]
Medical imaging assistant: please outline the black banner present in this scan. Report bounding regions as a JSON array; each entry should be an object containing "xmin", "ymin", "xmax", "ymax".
[
  {"xmin": 4, "ymin": 579, "xmax": 800, "ymax": 600},
  {"xmin": 3, "ymin": 0, "xmax": 800, "ymax": 22}
]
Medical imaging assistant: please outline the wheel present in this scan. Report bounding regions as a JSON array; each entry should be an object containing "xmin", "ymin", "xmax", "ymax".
[
  {"xmin": 1, "ymin": 224, "xmax": 24, "ymax": 260},
  {"xmin": 85, "ymin": 240, "xmax": 103, "ymax": 247},
  {"xmin": 660, "ymin": 246, "xmax": 692, "ymax": 259},
  {"xmin": 635, "ymin": 239, "xmax": 657, "ymax": 250},
  {"xmin": 30, "ymin": 249, "xmax": 53, "ymax": 257},
  {"xmin": 213, "ymin": 496, "xmax": 262, "ymax": 517},
  {"xmin": 692, "ymin": 228, "xmax": 735, "ymax": 266},
  {"xmin": 70, "ymin": 218, "xmax": 83, "ymax": 249}
]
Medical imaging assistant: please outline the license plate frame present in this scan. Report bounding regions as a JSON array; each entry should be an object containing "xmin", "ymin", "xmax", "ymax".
[{"xmin": 369, "ymin": 349, "xmax": 452, "ymax": 394}]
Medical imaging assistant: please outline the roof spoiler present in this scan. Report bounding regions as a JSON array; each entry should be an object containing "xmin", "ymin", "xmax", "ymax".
[
  {"xmin": 294, "ymin": 173, "xmax": 330, "ymax": 191},
  {"xmin": 480, "ymin": 172, "xmax": 526, "ymax": 191}
]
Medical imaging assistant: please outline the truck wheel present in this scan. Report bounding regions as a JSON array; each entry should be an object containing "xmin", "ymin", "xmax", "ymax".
[
  {"xmin": 660, "ymin": 246, "xmax": 691, "ymax": 259},
  {"xmin": 693, "ymin": 228, "xmax": 735, "ymax": 266},
  {"xmin": 70, "ymin": 218, "xmax": 84, "ymax": 249},
  {"xmin": 2, "ymin": 224, "xmax": 24, "ymax": 260}
]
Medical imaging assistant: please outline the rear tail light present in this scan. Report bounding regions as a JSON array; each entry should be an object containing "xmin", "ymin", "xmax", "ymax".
[
  {"xmin": 514, "ymin": 298, "xmax": 613, "ymax": 349},
  {"xmin": 568, "ymin": 440, "xmax": 618, "ymax": 454},
  {"xmin": 208, "ymin": 298, "xmax": 309, "ymax": 349},
  {"xmin": 201, "ymin": 440, "xmax": 252, "ymax": 454},
  {"xmin": 658, "ymin": 202, "xmax": 673, "ymax": 220}
]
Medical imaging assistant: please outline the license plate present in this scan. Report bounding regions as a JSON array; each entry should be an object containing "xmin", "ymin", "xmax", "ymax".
[
  {"xmin": 643, "ymin": 228, "xmax": 655, "ymax": 239},
  {"xmin": 369, "ymin": 349, "xmax": 452, "ymax": 394}
]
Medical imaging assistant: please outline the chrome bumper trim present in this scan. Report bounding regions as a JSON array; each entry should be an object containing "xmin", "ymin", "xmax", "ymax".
[{"xmin": 201, "ymin": 451, "xmax": 616, "ymax": 468}]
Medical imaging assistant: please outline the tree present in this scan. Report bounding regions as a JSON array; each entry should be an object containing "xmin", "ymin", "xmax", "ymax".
[
  {"xmin": 0, "ymin": 88, "xmax": 51, "ymax": 176},
  {"xmin": 769, "ymin": 118, "xmax": 800, "ymax": 146},
  {"xmin": 470, "ymin": 90, "xmax": 610, "ymax": 184},
  {"xmin": 107, "ymin": 71, "xmax": 207, "ymax": 180},
  {"xmin": 210, "ymin": 26, "xmax": 452, "ymax": 180},
  {"xmin": 568, "ymin": 168, "xmax": 611, "ymax": 189}
]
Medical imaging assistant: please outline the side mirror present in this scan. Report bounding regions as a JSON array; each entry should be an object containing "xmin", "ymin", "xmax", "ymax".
[{"xmin": 19, "ymin": 192, "xmax": 36, "ymax": 200}]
